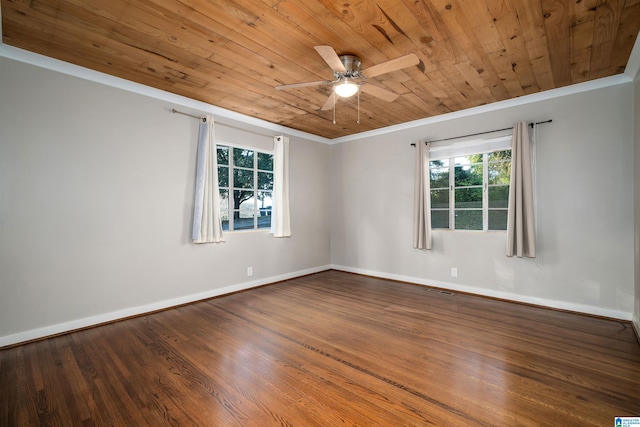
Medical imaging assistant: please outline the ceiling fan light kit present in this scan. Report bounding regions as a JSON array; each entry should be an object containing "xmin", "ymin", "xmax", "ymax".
[
  {"xmin": 275, "ymin": 45, "xmax": 420, "ymax": 124},
  {"xmin": 334, "ymin": 80, "xmax": 359, "ymax": 98}
]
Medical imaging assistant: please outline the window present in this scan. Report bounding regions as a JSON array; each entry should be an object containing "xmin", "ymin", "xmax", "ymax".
[
  {"xmin": 430, "ymin": 149, "xmax": 511, "ymax": 231},
  {"xmin": 217, "ymin": 145, "xmax": 274, "ymax": 231}
]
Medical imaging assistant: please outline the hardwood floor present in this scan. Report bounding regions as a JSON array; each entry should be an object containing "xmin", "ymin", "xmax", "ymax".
[{"xmin": 1, "ymin": 270, "xmax": 639, "ymax": 426}]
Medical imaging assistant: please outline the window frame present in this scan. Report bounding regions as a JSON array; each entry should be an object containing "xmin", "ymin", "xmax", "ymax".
[
  {"xmin": 217, "ymin": 142, "xmax": 274, "ymax": 232},
  {"xmin": 430, "ymin": 149, "xmax": 511, "ymax": 232}
]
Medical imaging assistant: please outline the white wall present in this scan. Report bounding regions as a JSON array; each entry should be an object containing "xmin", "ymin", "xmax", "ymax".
[
  {"xmin": 330, "ymin": 83, "xmax": 635, "ymax": 319},
  {"xmin": 0, "ymin": 57, "xmax": 331, "ymax": 345}
]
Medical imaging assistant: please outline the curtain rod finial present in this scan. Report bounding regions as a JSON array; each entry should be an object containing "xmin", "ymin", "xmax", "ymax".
[{"xmin": 529, "ymin": 119, "xmax": 552, "ymax": 128}]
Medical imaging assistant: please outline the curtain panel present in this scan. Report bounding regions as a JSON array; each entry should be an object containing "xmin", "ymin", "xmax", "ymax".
[
  {"xmin": 413, "ymin": 140, "xmax": 432, "ymax": 250},
  {"xmin": 271, "ymin": 135, "xmax": 291, "ymax": 237},
  {"xmin": 192, "ymin": 115, "xmax": 224, "ymax": 244},
  {"xmin": 506, "ymin": 122, "xmax": 536, "ymax": 258}
]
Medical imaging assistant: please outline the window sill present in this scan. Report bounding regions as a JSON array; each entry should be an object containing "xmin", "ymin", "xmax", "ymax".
[{"xmin": 223, "ymin": 229, "xmax": 272, "ymax": 234}]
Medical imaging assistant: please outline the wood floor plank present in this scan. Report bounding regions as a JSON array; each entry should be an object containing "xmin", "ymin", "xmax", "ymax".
[{"xmin": 1, "ymin": 270, "xmax": 639, "ymax": 426}]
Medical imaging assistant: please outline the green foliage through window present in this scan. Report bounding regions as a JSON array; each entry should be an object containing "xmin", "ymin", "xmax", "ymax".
[{"xmin": 430, "ymin": 150, "xmax": 511, "ymax": 231}]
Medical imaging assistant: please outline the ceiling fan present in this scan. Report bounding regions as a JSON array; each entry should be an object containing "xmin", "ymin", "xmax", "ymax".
[{"xmin": 275, "ymin": 46, "xmax": 420, "ymax": 120}]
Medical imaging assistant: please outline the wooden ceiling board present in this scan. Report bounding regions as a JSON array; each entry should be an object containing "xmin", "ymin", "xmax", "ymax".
[
  {"xmin": 486, "ymin": 1, "xmax": 539, "ymax": 94},
  {"xmin": 608, "ymin": 0, "xmax": 640, "ymax": 73},
  {"xmin": 2, "ymin": 0, "xmax": 639, "ymax": 139}
]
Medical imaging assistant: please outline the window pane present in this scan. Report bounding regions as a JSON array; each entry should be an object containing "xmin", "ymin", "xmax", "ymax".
[
  {"xmin": 257, "ymin": 191, "xmax": 272, "ymax": 211},
  {"xmin": 258, "ymin": 152, "xmax": 273, "ymax": 171},
  {"xmin": 217, "ymin": 146, "xmax": 229, "ymax": 166},
  {"xmin": 233, "ymin": 215, "xmax": 255, "ymax": 230},
  {"xmin": 455, "ymin": 210, "xmax": 482, "ymax": 230},
  {"xmin": 220, "ymin": 190, "xmax": 230, "ymax": 231},
  {"xmin": 488, "ymin": 150, "xmax": 511, "ymax": 161},
  {"xmin": 488, "ymin": 161, "xmax": 511, "ymax": 185},
  {"xmin": 429, "ymin": 159, "xmax": 449, "ymax": 188},
  {"xmin": 233, "ymin": 195, "xmax": 255, "ymax": 230},
  {"xmin": 430, "ymin": 189, "xmax": 449, "ymax": 209},
  {"xmin": 455, "ymin": 156, "xmax": 483, "ymax": 186},
  {"xmin": 488, "ymin": 185, "xmax": 509, "ymax": 208},
  {"xmin": 234, "ymin": 148, "xmax": 254, "ymax": 168},
  {"xmin": 431, "ymin": 210, "xmax": 449, "ymax": 229},
  {"xmin": 489, "ymin": 210, "xmax": 508, "ymax": 230},
  {"xmin": 257, "ymin": 191, "xmax": 272, "ymax": 229},
  {"xmin": 218, "ymin": 165, "xmax": 229, "ymax": 188},
  {"xmin": 232, "ymin": 189, "xmax": 253, "ymax": 213},
  {"xmin": 258, "ymin": 171, "xmax": 273, "ymax": 191},
  {"xmin": 238, "ymin": 197, "xmax": 254, "ymax": 216},
  {"xmin": 234, "ymin": 168, "xmax": 254, "ymax": 189},
  {"xmin": 455, "ymin": 187, "xmax": 482, "ymax": 208}
]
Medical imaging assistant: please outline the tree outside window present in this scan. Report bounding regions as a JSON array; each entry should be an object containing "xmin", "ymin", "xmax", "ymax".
[{"xmin": 217, "ymin": 145, "xmax": 273, "ymax": 231}]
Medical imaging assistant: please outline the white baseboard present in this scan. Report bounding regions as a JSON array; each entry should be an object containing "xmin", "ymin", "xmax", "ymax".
[
  {"xmin": 3, "ymin": 264, "xmax": 631, "ymax": 347},
  {"xmin": 0, "ymin": 265, "xmax": 331, "ymax": 348},
  {"xmin": 330, "ymin": 264, "xmax": 633, "ymax": 321}
]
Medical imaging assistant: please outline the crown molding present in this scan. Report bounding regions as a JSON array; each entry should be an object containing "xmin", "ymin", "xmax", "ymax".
[{"xmin": 329, "ymin": 73, "xmax": 631, "ymax": 144}]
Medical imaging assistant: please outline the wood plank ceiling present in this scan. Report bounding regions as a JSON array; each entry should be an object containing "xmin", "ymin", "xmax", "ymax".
[{"xmin": 2, "ymin": 0, "xmax": 639, "ymax": 139}]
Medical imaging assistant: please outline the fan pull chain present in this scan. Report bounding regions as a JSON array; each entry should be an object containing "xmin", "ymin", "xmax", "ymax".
[
  {"xmin": 357, "ymin": 89, "xmax": 360, "ymax": 124},
  {"xmin": 333, "ymin": 95, "xmax": 336, "ymax": 125}
]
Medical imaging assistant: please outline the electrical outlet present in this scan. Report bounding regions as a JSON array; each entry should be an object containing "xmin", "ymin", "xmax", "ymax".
[
  {"xmin": 247, "ymin": 266, "xmax": 253, "ymax": 277},
  {"xmin": 451, "ymin": 267, "xmax": 458, "ymax": 278}
]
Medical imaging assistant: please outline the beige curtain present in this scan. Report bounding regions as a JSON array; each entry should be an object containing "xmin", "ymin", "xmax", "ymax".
[
  {"xmin": 192, "ymin": 115, "xmax": 224, "ymax": 243},
  {"xmin": 413, "ymin": 140, "xmax": 432, "ymax": 250},
  {"xmin": 271, "ymin": 135, "xmax": 291, "ymax": 237},
  {"xmin": 506, "ymin": 122, "xmax": 535, "ymax": 257}
]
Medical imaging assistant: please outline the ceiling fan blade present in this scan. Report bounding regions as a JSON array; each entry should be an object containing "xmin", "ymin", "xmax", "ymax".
[
  {"xmin": 314, "ymin": 45, "xmax": 346, "ymax": 73},
  {"xmin": 360, "ymin": 84, "xmax": 399, "ymax": 102},
  {"xmin": 275, "ymin": 80, "xmax": 331, "ymax": 90},
  {"xmin": 361, "ymin": 53, "xmax": 420, "ymax": 78},
  {"xmin": 321, "ymin": 92, "xmax": 336, "ymax": 111}
]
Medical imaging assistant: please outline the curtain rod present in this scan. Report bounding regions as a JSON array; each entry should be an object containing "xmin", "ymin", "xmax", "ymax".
[
  {"xmin": 410, "ymin": 119, "xmax": 552, "ymax": 146},
  {"xmin": 171, "ymin": 108, "xmax": 277, "ymax": 139},
  {"xmin": 171, "ymin": 108, "xmax": 206, "ymax": 122}
]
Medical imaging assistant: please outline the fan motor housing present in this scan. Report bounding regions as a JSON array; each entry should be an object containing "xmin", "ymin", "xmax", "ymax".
[
  {"xmin": 340, "ymin": 55, "xmax": 361, "ymax": 72},
  {"xmin": 337, "ymin": 55, "xmax": 363, "ymax": 79}
]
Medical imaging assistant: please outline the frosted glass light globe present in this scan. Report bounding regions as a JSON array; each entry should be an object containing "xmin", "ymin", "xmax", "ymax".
[{"xmin": 334, "ymin": 81, "xmax": 358, "ymax": 98}]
